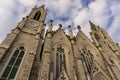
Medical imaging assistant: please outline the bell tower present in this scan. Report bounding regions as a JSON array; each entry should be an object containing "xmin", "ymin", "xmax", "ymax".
[
  {"xmin": 20, "ymin": 5, "xmax": 47, "ymax": 38},
  {"xmin": 0, "ymin": 5, "xmax": 47, "ymax": 80}
]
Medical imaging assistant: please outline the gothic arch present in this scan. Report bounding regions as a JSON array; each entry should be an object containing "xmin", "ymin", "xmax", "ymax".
[
  {"xmin": 15, "ymin": 43, "xmax": 26, "ymax": 52},
  {"xmin": 53, "ymin": 43, "xmax": 70, "ymax": 79},
  {"xmin": 53, "ymin": 43, "xmax": 70, "ymax": 57},
  {"xmin": 33, "ymin": 11, "xmax": 41, "ymax": 20},
  {"xmin": 0, "ymin": 46, "xmax": 25, "ymax": 80}
]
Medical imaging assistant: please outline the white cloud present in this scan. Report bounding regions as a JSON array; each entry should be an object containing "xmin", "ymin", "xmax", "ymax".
[
  {"xmin": 106, "ymin": 0, "xmax": 120, "ymax": 42},
  {"xmin": 0, "ymin": 0, "xmax": 120, "ymax": 44},
  {"xmin": 72, "ymin": 0, "xmax": 120, "ymax": 43},
  {"xmin": 17, "ymin": 0, "xmax": 36, "ymax": 7},
  {"xmin": 0, "ymin": 0, "xmax": 36, "ymax": 43}
]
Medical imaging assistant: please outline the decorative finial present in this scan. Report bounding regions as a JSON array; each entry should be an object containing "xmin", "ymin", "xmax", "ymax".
[
  {"xmin": 50, "ymin": 19, "xmax": 53, "ymax": 25},
  {"xmin": 77, "ymin": 25, "xmax": 81, "ymax": 30},
  {"xmin": 50, "ymin": 19, "xmax": 53, "ymax": 22},
  {"xmin": 116, "ymin": 43, "xmax": 119, "ymax": 46},
  {"xmin": 48, "ymin": 19, "xmax": 53, "ymax": 32},
  {"xmin": 59, "ymin": 24, "xmax": 62, "ymax": 28},
  {"xmin": 34, "ymin": 5, "xmax": 37, "ymax": 8},
  {"xmin": 68, "ymin": 25, "xmax": 71, "ymax": 28},
  {"xmin": 68, "ymin": 25, "xmax": 73, "ymax": 39}
]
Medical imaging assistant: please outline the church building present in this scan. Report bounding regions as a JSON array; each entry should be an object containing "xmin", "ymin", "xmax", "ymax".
[{"xmin": 0, "ymin": 5, "xmax": 120, "ymax": 80}]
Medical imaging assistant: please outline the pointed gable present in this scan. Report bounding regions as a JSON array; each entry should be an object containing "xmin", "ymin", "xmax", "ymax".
[
  {"xmin": 76, "ymin": 25, "xmax": 91, "ymax": 44},
  {"xmin": 51, "ymin": 26, "xmax": 71, "ymax": 49},
  {"xmin": 28, "ymin": 5, "xmax": 47, "ymax": 22}
]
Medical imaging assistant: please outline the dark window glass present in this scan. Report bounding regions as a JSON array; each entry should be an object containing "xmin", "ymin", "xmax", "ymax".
[
  {"xmin": 0, "ymin": 78, "xmax": 6, "ymax": 80},
  {"xmin": 63, "ymin": 54, "xmax": 66, "ymax": 71},
  {"xmin": 60, "ymin": 55, "xmax": 62, "ymax": 70},
  {"xmin": 14, "ymin": 59, "xmax": 22, "ymax": 67},
  {"xmin": 56, "ymin": 53, "xmax": 59, "ymax": 77},
  {"xmin": 13, "ymin": 50, "xmax": 19, "ymax": 57},
  {"xmin": 37, "ymin": 14, "xmax": 41, "ymax": 20},
  {"xmin": 9, "ymin": 67, "xmax": 18, "ymax": 79},
  {"xmin": 8, "ymin": 58, "xmax": 15, "ymax": 66},
  {"xmin": 1, "ymin": 66, "xmax": 11, "ymax": 78},
  {"xmin": 33, "ymin": 11, "xmax": 41, "ymax": 20},
  {"xmin": 1, "ymin": 47, "xmax": 25, "ymax": 79},
  {"xmin": 18, "ymin": 51, "xmax": 24, "ymax": 58}
]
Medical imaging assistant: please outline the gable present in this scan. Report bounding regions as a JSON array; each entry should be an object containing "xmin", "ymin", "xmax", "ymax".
[{"xmin": 51, "ymin": 29, "xmax": 71, "ymax": 49}]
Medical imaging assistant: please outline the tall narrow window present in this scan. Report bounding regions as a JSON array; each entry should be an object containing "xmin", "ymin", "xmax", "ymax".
[
  {"xmin": 33, "ymin": 11, "xmax": 41, "ymax": 20},
  {"xmin": 0, "ymin": 46, "xmax": 25, "ymax": 80},
  {"xmin": 80, "ymin": 48, "xmax": 98, "ymax": 76},
  {"xmin": 56, "ymin": 53, "xmax": 59, "ymax": 77},
  {"xmin": 56, "ymin": 46, "xmax": 66, "ymax": 78},
  {"xmin": 63, "ymin": 54, "xmax": 66, "ymax": 71},
  {"xmin": 60, "ymin": 55, "xmax": 62, "ymax": 70}
]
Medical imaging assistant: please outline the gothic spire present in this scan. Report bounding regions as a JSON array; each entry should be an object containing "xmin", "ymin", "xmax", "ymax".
[
  {"xmin": 68, "ymin": 25, "xmax": 73, "ymax": 39},
  {"xmin": 48, "ymin": 19, "xmax": 53, "ymax": 32},
  {"xmin": 89, "ymin": 20, "xmax": 97, "ymax": 30}
]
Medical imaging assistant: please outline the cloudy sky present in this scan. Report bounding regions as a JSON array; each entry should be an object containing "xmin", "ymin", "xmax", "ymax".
[{"xmin": 0, "ymin": 0, "xmax": 120, "ymax": 44}]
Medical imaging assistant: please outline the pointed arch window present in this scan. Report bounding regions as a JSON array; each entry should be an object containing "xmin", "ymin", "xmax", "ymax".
[
  {"xmin": 0, "ymin": 46, "xmax": 25, "ymax": 80},
  {"xmin": 80, "ymin": 48, "xmax": 98, "ymax": 76},
  {"xmin": 56, "ymin": 46, "xmax": 66, "ymax": 78},
  {"xmin": 33, "ymin": 11, "xmax": 41, "ymax": 20}
]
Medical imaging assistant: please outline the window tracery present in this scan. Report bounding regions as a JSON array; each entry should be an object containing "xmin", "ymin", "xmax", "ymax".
[
  {"xmin": 56, "ymin": 46, "xmax": 66, "ymax": 78},
  {"xmin": 79, "ymin": 48, "xmax": 109, "ymax": 80},
  {"xmin": 0, "ymin": 46, "xmax": 25, "ymax": 80},
  {"xmin": 80, "ymin": 48, "xmax": 99, "ymax": 76}
]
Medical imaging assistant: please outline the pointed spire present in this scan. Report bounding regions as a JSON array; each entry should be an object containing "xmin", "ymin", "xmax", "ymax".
[
  {"xmin": 36, "ymin": 4, "xmax": 46, "ymax": 10},
  {"xmin": 89, "ymin": 20, "xmax": 97, "ymax": 30},
  {"xmin": 34, "ymin": 5, "xmax": 37, "ymax": 8},
  {"xmin": 41, "ymin": 4, "xmax": 45, "ymax": 9},
  {"xmin": 48, "ymin": 19, "xmax": 53, "ymax": 32},
  {"xmin": 68, "ymin": 25, "xmax": 73, "ymax": 38}
]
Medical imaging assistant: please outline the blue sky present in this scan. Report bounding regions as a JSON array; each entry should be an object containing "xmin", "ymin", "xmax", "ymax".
[{"xmin": 0, "ymin": 0, "xmax": 120, "ymax": 44}]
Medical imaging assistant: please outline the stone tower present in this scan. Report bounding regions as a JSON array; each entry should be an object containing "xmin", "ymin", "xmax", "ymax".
[
  {"xmin": 0, "ymin": 5, "xmax": 120, "ymax": 80},
  {"xmin": 0, "ymin": 5, "xmax": 47, "ymax": 80}
]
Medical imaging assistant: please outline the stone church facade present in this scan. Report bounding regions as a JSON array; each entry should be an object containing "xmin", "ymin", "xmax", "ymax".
[{"xmin": 0, "ymin": 5, "xmax": 120, "ymax": 80}]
